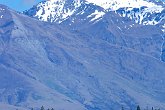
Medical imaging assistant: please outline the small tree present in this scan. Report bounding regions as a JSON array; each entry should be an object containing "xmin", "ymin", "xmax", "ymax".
[
  {"xmin": 122, "ymin": 106, "xmax": 124, "ymax": 110},
  {"xmin": 152, "ymin": 107, "xmax": 154, "ymax": 110},
  {"xmin": 51, "ymin": 108, "xmax": 54, "ymax": 110},
  {"xmin": 137, "ymin": 105, "xmax": 141, "ymax": 110},
  {"xmin": 41, "ymin": 106, "xmax": 45, "ymax": 110}
]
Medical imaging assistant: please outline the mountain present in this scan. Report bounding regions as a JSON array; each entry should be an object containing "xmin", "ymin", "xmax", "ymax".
[
  {"xmin": 24, "ymin": 0, "xmax": 165, "ymax": 60},
  {"xmin": 24, "ymin": 0, "xmax": 165, "ymax": 25},
  {"xmin": 1, "ymin": 0, "xmax": 165, "ymax": 110},
  {"xmin": 24, "ymin": 0, "xmax": 106, "ymax": 24},
  {"xmin": 24, "ymin": 0, "xmax": 84, "ymax": 23}
]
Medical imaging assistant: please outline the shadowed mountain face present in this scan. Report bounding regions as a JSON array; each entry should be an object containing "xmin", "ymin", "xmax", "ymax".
[
  {"xmin": 1, "ymin": 0, "xmax": 165, "ymax": 110},
  {"xmin": 0, "ymin": 4, "xmax": 87, "ymax": 110}
]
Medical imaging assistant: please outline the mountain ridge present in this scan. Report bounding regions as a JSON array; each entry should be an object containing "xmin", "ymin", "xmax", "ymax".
[{"xmin": 24, "ymin": 0, "xmax": 165, "ymax": 26}]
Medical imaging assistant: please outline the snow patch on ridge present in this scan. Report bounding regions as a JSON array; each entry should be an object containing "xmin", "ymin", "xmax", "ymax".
[
  {"xmin": 0, "ymin": 8, "xmax": 5, "ymax": 19},
  {"xmin": 116, "ymin": 6, "xmax": 164, "ymax": 25},
  {"xmin": 87, "ymin": 10, "xmax": 105, "ymax": 21},
  {"xmin": 162, "ymin": 24, "xmax": 165, "ymax": 32}
]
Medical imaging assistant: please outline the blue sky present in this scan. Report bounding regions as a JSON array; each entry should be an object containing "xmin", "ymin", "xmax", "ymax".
[{"xmin": 0, "ymin": 0, "xmax": 43, "ymax": 12}]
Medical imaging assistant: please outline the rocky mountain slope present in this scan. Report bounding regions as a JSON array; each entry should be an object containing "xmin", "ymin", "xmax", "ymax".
[{"xmin": 0, "ymin": 0, "xmax": 165, "ymax": 110}]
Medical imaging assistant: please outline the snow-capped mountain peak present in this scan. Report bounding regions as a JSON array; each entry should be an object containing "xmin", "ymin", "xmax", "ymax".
[
  {"xmin": 24, "ymin": 0, "xmax": 164, "ymax": 26},
  {"xmin": 85, "ymin": 0, "xmax": 164, "ymax": 25},
  {"xmin": 27, "ymin": 0, "xmax": 82, "ymax": 23},
  {"xmin": 86, "ymin": 0, "xmax": 162, "ymax": 10}
]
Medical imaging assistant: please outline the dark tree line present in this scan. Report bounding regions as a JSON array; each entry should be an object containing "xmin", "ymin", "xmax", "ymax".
[
  {"xmin": 40, "ymin": 106, "xmax": 54, "ymax": 110},
  {"xmin": 122, "ymin": 105, "xmax": 161, "ymax": 110},
  {"xmin": 16, "ymin": 105, "xmax": 161, "ymax": 110},
  {"xmin": 30, "ymin": 106, "xmax": 54, "ymax": 110}
]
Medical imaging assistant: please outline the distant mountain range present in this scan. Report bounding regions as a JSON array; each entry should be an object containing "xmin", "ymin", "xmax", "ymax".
[
  {"xmin": 0, "ymin": 0, "xmax": 165, "ymax": 110},
  {"xmin": 24, "ymin": 0, "xmax": 165, "ymax": 25}
]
